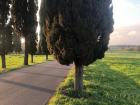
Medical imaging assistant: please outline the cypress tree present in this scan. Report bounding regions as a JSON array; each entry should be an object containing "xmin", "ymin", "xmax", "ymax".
[
  {"xmin": 39, "ymin": 0, "xmax": 48, "ymax": 60},
  {"xmin": 12, "ymin": 32, "xmax": 22, "ymax": 54},
  {"xmin": 28, "ymin": 33, "xmax": 37, "ymax": 63},
  {"xmin": 38, "ymin": 41, "xmax": 42, "ymax": 54},
  {"xmin": 0, "ymin": 0, "xmax": 12, "ymax": 70},
  {"xmin": 41, "ymin": 0, "xmax": 114, "ymax": 92},
  {"xmin": 28, "ymin": 0, "xmax": 38, "ymax": 63},
  {"xmin": 39, "ymin": 32, "xmax": 48, "ymax": 61},
  {"xmin": 11, "ymin": 0, "xmax": 38, "ymax": 65}
]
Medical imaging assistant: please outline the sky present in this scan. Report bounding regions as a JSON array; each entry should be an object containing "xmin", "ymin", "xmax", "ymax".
[
  {"xmin": 110, "ymin": 0, "xmax": 140, "ymax": 45},
  {"xmin": 36, "ymin": 0, "xmax": 140, "ymax": 45}
]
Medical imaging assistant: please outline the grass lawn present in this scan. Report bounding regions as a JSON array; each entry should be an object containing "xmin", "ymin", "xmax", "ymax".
[
  {"xmin": 0, "ymin": 54, "xmax": 54, "ymax": 72},
  {"xmin": 48, "ymin": 51, "xmax": 140, "ymax": 105}
]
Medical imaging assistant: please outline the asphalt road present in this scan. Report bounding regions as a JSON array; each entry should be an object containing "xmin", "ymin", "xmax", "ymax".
[{"xmin": 0, "ymin": 61, "xmax": 72, "ymax": 105}]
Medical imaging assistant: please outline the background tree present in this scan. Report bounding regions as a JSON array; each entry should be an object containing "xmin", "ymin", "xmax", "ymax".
[
  {"xmin": 41, "ymin": 0, "xmax": 114, "ymax": 92},
  {"xmin": 28, "ymin": 33, "xmax": 37, "ymax": 63},
  {"xmin": 12, "ymin": 32, "xmax": 22, "ymax": 54},
  {"xmin": 38, "ymin": 41, "xmax": 42, "ymax": 54},
  {"xmin": 0, "ymin": 0, "xmax": 12, "ymax": 69},
  {"xmin": 11, "ymin": 0, "xmax": 38, "ymax": 65},
  {"xmin": 39, "ymin": 32, "xmax": 48, "ymax": 61},
  {"xmin": 39, "ymin": 0, "xmax": 48, "ymax": 61},
  {"xmin": 28, "ymin": 0, "xmax": 38, "ymax": 63}
]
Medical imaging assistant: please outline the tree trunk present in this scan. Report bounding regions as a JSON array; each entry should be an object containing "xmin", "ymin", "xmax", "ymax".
[
  {"xmin": 24, "ymin": 37, "xmax": 28, "ymax": 65},
  {"xmin": 31, "ymin": 54, "xmax": 33, "ymax": 63},
  {"xmin": 46, "ymin": 54, "xmax": 48, "ymax": 61},
  {"xmin": 74, "ymin": 62, "xmax": 83, "ymax": 92},
  {"xmin": 1, "ymin": 54, "xmax": 6, "ymax": 69}
]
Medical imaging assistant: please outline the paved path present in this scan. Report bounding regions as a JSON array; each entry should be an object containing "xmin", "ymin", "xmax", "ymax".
[{"xmin": 0, "ymin": 61, "xmax": 73, "ymax": 105}]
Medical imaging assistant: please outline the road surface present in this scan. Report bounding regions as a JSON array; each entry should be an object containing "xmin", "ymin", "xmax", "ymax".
[{"xmin": 0, "ymin": 61, "xmax": 72, "ymax": 105}]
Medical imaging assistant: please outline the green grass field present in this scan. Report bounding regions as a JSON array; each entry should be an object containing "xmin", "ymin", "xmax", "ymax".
[
  {"xmin": 48, "ymin": 51, "xmax": 140, "ymax": 105},
  {"xmin": 0, "ymin": 54, "xmax": 54, "ymax": 72}
]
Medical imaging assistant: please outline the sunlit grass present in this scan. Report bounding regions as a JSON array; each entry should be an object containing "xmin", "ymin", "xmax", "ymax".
[
  {"xmin": 48, "ymin": 51, "xmax": 140, "ymax": 105},
  {"xmin": 0, "ymin": 54, "xmax": 54, "ymax": 72}
]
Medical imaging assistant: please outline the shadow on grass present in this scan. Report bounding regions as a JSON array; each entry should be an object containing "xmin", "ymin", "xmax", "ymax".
[{"xmin": 58, "ymin": 62, "xmax": 140, "ymax": 105}]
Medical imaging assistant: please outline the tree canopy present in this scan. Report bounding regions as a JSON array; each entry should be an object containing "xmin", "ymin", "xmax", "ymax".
[
  {"xmin": 40, "ymin": 0, "xmax": 114, "ymax": 91},
  {"xmin": 41, "ymin": 0, "xmax": 114, "ymax": 66},
  {"xmin": 12, "ymin": 32, "xmax": 22, "ymax": 53},
  {"xmin": 12, "ymin": 0, "xmax": 38, "ymax": 65},
  {"xmin": 0, "ymin": 0, "xmax": 12, "ymax": 55},
  {"xmin": 28, "ymin": 0, "xmax": 38, "ymax": 56},
  {"xmin": 12, "ymin": 0, "xmax": 38, "ymax": 37},
  {"xmin": 39, "ymin": 0, "xmax": 49, "ymax": 59},
  {"xmin": 0, "ymin": 0, "xmax": 12, "ymax": 69}
]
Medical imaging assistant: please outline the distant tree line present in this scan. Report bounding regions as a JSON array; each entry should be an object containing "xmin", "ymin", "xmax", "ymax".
[
  {"xmin": 0, "ymin": 0, "xmax": 48, "ymax": 70},
  {"xmin": 109, "ymin": 45, "xmax": 140, "ymax": 51}
]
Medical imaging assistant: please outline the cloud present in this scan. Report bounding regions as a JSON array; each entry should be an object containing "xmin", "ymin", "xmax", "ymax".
[
  {"xmin": 109, "ymin": 24, "xmax": 140, "ymax": 45},
  {"xmin": 113, "ymin": 0, "xmax": 140, "ymax": 28},
  {"xmin": 128, "ymin": 31, "xmax": 136, "ymax": 36}
]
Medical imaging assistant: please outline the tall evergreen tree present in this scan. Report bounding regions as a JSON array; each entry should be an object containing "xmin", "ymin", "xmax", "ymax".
[
  {"xmin": 41, "ymin": 0, "xmax": 114, "ymax": 92},
  {"xmin": 11, "ymin": 0, "xmax": 38, "ymax": 65},
  {"xmin": 28, "ymin": 0, "xmax": 38, "ymax": 63},
  {"xmin": 0, "ymin": 0, "xmax": 12, "ymax": 70},
  {"xmin": 39, "ymin": 0, "xmax": 48, "ymax": 60},
  {"xmin": 12, "ymin": 32, "xmax": 22, "ymax": 54},
  {"xmin": 38, "ymin": 41, "xmax": 42, "ymax": 54},
  {"xmin": 28, "ymin": 33, "xmax": 37, "ymax": 63},
  {"xmin": 39, "ymin": 32, "xmax": 48, "ymax": 61}
]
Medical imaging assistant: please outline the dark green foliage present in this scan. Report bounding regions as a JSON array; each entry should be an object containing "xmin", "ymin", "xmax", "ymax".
[
  {"xmin": 5, "ymin": 23, "xmax": 13, "ymax": 53},
  {"xmin": 41, "ymin": 0, "xmax": 114, "ymax": 66},
  {"xmin": 0, "ymin": 0, "xmax": 12, "ymax": 68},
  {"xmin": 28, "ymin": 0, "xmax": 38, "ymax": 56},
  {"xmin": 11, "ymin": 0, "xmax": 27, "ymax": 37},
  {"xmin": 28, "ymin": 33, "xmax": 37, "ymax": 55},
  {"xmin": 0, "ymin": 23, "xmax": 13, "ymax": 55},
  {"xmin": 12, "ymin": 0, "xmax": 38, "ymax": 37},
  {"xmin": 29, "ymin": 33, "xmax": 37, "ymax": 63},
  {"xmin": 12, "ymin": 0, "xmax": 38, "ymax": 65},
  {"xmin": 0, "ymin": 0, "xmax": 12, "ymax": 55},
  {"xmin": 12, "ymin": 0, "xmax": 30, "ymax": 65},
  {"xmin": 39, "ymin": 33, "xmax": 48, "ymax": 55},
  {"xmin": 39, "ymin": 0, "xmax": 48, "ymax": 56},
  {"xmin": 39, "ymin": 0, "xmax": 46, "ymax": 34},
  {"xmin": 12, "ymin": 0, "xmax": 38, "ymax": 39},
  {"xmin": 12, "ymin": 33, "xmax": 22, "ymax": 53}
]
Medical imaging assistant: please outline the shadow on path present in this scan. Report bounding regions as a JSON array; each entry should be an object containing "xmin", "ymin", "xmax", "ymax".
[
  {"xmin": 0, "ymin": 79, "xmax": 55, "ymax": 94},
  {"xmin": 17, "ymin": 71, "xmax": 66, "ymax": 78}
]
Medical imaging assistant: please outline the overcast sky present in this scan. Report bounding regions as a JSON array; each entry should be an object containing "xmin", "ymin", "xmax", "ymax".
[
  {"xmin": 110, "ymin": 0, "xmax": 140, "ymax": 45},
  {"xmin": 37, "ymin": 0, "xmax": 140, "ymax": 45}
]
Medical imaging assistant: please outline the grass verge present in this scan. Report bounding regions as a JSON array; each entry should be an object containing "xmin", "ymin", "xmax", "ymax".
[
  {"xmin": 48, "ymin": 51, "xmax": 140, "ymax": 105},
  {"xmin": 0, "ymin": 54, "xmax": 54, "ymax": 73}
]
